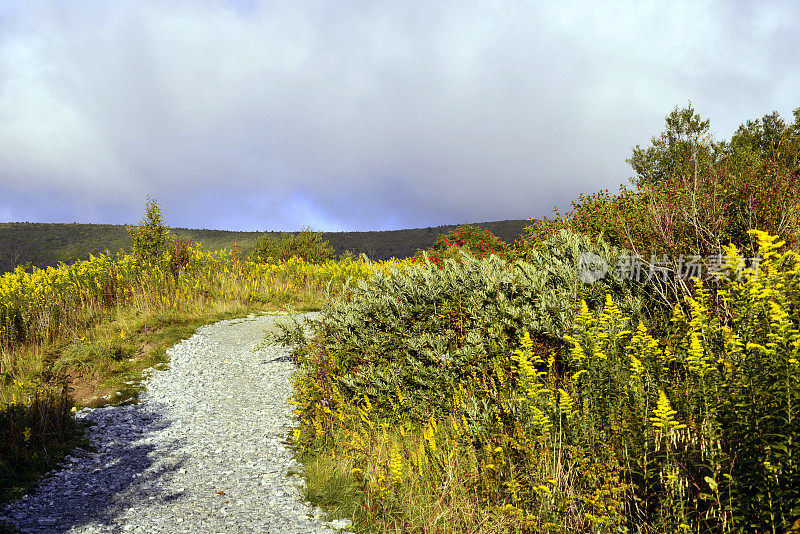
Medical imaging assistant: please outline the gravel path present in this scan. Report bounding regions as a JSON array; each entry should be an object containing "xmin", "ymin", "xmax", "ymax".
[{"xmin": 1, "ymin": 312, "xmax": 350, "ymax": 533}]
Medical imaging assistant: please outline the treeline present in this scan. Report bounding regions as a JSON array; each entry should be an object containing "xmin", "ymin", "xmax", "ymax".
[{"xmin": 0, "ymin": 219, "xmax": 530, "ymax": 274}]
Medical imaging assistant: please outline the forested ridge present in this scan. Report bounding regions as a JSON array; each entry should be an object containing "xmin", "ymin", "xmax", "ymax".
[{"xmin": 0, "ymin": 219, "xmax": 530, "ymax": 273}]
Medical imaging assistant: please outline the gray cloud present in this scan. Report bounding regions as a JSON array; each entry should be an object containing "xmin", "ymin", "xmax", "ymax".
[{"xmin": 1, "ymin": 0, "xmax": 798, "ymax": 231}]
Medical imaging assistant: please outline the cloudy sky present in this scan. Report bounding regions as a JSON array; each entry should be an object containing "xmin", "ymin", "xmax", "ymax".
[{"xmin": 0, "ymin": 1, "xmax": 798, "ymax": 231}]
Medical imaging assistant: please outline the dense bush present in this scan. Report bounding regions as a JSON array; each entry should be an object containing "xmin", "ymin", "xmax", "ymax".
[
  {"xmin": 251, "ymin": 227, "xmax": 334, "ymax": 264},
  {"xmin": 290, "ymin": 229, "xmax": 644, "ymax": 424},
  {"xmin": 167, "ymin": 236, "xmax": 191, "ymax": 277},
  {"xmin": 510, "ymin": 186, "xmax": 652, "ymax": 257},
  {"xmin": 412, "ymin": 225, "xmax": 508, "ymax": 269}
]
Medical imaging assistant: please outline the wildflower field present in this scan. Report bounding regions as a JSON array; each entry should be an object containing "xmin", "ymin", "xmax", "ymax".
[
  {"xmin": 0, "ymin": 240, "xmax": 399, "ymax": 503},
  {"xmin": 4, "ymin": 221, "xmax": 798, "ymax": 531}
]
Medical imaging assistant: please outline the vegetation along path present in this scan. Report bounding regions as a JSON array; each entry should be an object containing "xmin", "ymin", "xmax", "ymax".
[{"xmin": 1, "ymin": 313, "xmax": 349, "ymax": 533}]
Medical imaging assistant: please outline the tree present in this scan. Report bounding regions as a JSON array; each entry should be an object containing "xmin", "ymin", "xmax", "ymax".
[
  {"xmin": 627, "ymin": 103, "xmax": 718, "ymax": 187},
  {"xmin": 127, "ymin": 196, "xmax": 171, "ymax": 261},
  {"xmin": 723, "ymin": 108, "xmax": 800, "ymax": 175},
  {"xmin": 720, "ymin": 108, "xmax": 800, "ymax": 250}
]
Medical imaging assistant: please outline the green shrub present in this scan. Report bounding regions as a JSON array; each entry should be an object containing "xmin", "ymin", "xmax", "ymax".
[
  {"xmin": 290, "ymin": 229, "xmax": 644, "ymax": 424},
  {"xmin": 126, "ymin": 197, "xmax": 171, "ymax": 261},
  {"xmin": 251, "ymin": 227, "xmax": 333, "ymax": 264},
  {"xmin": 511, "ymin": 187, "xmax": 653, "ymax": 259}
]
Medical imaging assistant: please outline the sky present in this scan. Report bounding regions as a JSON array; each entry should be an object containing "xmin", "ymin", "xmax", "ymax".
[{"xmin": 0, "ymin": 1, "xmax": 798, "ymax": 232}]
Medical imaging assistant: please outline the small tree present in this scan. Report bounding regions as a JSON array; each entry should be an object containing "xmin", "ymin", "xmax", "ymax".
[{"xmin": 127, "ymin": 196, "xmax": 171, "ymax": 261}]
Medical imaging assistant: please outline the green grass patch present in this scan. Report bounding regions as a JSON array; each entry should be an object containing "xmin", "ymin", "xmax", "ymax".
[{"xmin": 300, "ymin": 450, "xmax": 371, "ymax": 533}]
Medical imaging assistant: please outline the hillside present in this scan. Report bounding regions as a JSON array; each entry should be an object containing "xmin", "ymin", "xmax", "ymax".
[{"xmin": 0, "ymin": 219, "xmax": 531, "ymax": 273}]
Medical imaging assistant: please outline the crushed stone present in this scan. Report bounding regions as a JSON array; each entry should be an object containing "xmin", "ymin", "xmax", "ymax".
[{"xmin": 1, "ymin": 312, "xmax": 350, "ymax": 533}]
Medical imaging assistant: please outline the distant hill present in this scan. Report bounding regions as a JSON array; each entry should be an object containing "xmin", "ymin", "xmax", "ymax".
[{"xmin": 0, "ymin": 220, "xmax": 532, "ymax": 273}]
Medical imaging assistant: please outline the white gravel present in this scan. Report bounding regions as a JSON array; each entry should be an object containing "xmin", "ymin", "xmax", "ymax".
[{"xmin": 0, "ymin": 312, "xmax": 350, "ymax": 533}]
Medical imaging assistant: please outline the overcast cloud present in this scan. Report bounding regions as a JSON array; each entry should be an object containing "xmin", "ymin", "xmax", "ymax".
[{"xmin": 0, "ymin": 1, "xmax": 798, "ymax": 231}]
